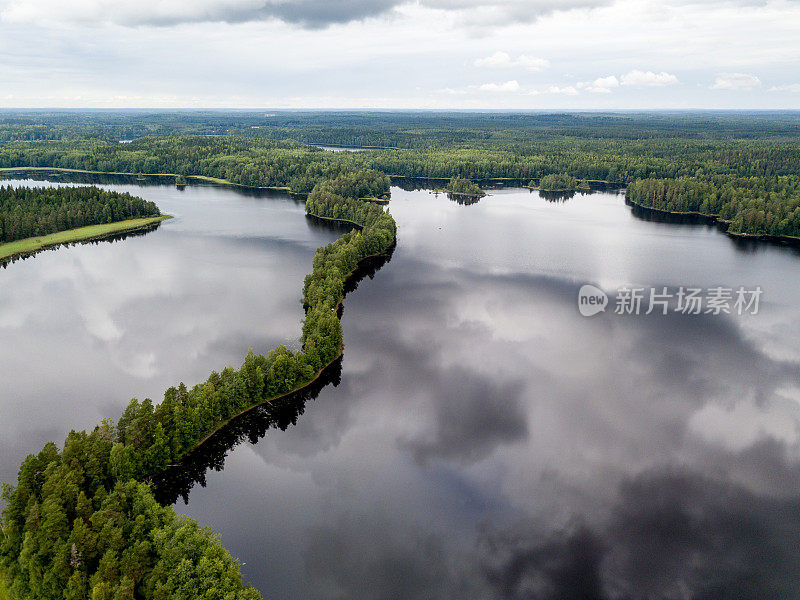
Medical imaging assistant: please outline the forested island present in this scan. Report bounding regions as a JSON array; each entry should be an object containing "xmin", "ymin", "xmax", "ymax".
[
  {"xmin": 444, "ymin": 176, "xmax": 485, "ymax": 198},
  {"xmin": 2, "ymin": 110, "xmax": 800, "ymax": 599},
  {"xmin": 533, "ymin": 173, "xmax": 590, "ymax": 192},
  {"xmin": 0, "ymin": 185, "xmax": 167, "ymax": 262}
]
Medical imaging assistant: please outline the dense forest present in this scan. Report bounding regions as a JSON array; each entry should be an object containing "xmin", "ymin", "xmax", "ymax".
[
  {"xmin": 0, "ymin": 185, "xmax": 160, "ymax": 243},
  {"xmin": 0, "ymin": 170, "xmax": 397, "ymax": 599},
  {"xmin": 445, "ymin": 176, "xmax": 484, "ymax": 197},
  {"xmin": 626, "ymin": 175, "xmax": 800, "ymax": 237},
  {"xmin": 1, "ymin": 111, "xmax": 798, "ymax": 239},
  {"xmin": 2, "ymin": 110, "xmax": 800, "ymax": 144}
]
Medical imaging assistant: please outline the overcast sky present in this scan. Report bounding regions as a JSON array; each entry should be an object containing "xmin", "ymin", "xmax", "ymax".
[{"xmin": 1, "ymin": 0, "xmax": 798, "ymax": 109}]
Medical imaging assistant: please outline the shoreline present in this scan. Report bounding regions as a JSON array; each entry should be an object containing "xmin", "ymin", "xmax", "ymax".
[
  {"xmin": 625, "ymin": 197, "xmax": 800, "ymax": 248},
  {"xmin": 0, "ymin": 166, "xmax": 292, "ymax": 192},
  {"xmin": 0, "ymin": 215, "xmax": 172, "ymax": 264},
  {"xmin": 150, "ymin": 233, "xmax": 396, "ymax": 474},
  {"xmin": 306, "ymin": 212, "xmax": 364, "ymax": 229},
  {"xmin": 3, "ymin": 166, "xmax": 794, "ymax": 248}
]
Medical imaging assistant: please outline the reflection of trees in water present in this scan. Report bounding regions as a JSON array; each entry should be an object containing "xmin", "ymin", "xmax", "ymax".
[
  {"xmin": 391, "ymin": 176, "xmax": 525, "ymax": 193},
  {"xmin": 627, "ymin": 198, "xmax": 800, "ymax": 256},
  {"xmin": 627, "ymin": 198, "xmax": 716, "ymax": 227},
  {"xmin": 446, "ymin": 192, "xmax": 482, "ymax": 206},
  {"xmin": 539, "ymin": 189, "xmax": 576, "ymax": 203},
  {"xmin": 0, "ymin": 170, "xmax": 306, "ymax": 202},
  {"xmin": 305, "ymin": 213, "xmax": 360, "ymax": 235},
  {"xmin": 0, "ymin": 221, "xmax": 164, "ymax": 268},
  {"xmin": 151, "ymin": 357, "xmax": 344, "ymax": 505},
  {"xmin": 151, "ymin": 244, "xmax": 394, "ymax": 506}
]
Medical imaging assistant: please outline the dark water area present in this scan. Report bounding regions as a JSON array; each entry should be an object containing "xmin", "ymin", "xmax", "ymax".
[
  {"xmin": 4, "ymin": 182, "xmax": 800, "ymax": 598},
  {"xmin": 0, "ymin": 176, "xmax": 341, "ymax": 485}
]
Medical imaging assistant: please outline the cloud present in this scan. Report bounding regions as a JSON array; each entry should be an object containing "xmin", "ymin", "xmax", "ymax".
[
  {"xmin": 620, "ymin": 69, "xmax": 679, "ymax": 87},
  {"xmin": 0, "ymin": 0, "xmax": 613, "ymax": 28},
  {"xmin": 546, "ymin": 85, "xmax": 579, "ymax": 96},
  {"xmin": 398, "ymin": 368, "xmax": 528, "ymax": 465},
  {"xmin": 578, "ymin": 75, "xmax": 619, "ymax": 94},
  {"xmin": 478, "ymin": 80, "xmax": 521, "ymax": 92},
  {"xmin": 479, "ymin": 468, "xmax": 800, "ymax": 600},
  {"xmin": 711, "ymin": 72, "xmax": 762, "ymax": 90},
  {"xmin": 482, "ymin": 524, "xmax": 605, "ymax": 600},
  {"xmin": 0, "ymin": 0, "xmax": 402, "ymax": 28},
  {"xmin": 474, "ymin": 51, "xmax": 550, "ymax": 72},
  {"xmin": 421, "ymin": 0, "xmax": 613, "ymax": 27},
  {"xmin": 769, "ymin": 83, "xmax": 800, "ymax": 93}
]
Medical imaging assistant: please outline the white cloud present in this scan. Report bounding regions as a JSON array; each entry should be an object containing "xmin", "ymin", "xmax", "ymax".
[
  {"xmin": 620, "ymin": 70, "xmax": 679, "ymax": 87},
  {"xmin": 439, "ymin": 87, "xmax": 467, "ymax": 95},
  {"xmin": 477, "ymin": 80, "xmax": 520, "ymax": 92},
  {"xmin": 578, "ymin": 74, "xmax": 619, "ymax": 93},
  {"xmin": 422, "ymin": 0, "xmax": 612, "ymax": 27},
  {"xmin": 711, "ymin": 72, "xmax": 762, "ymax": 90},
  {"xmin": 474, "ymin": 51, "xmax": 549, "ymax": 72},
  {"xmin": 712, "ymin": 72, "xmax": 762, "ymax": 91},
  {"xmin": 546, "ymin": 85, "xmax": 579, "ymax": 96},
  {"xmin": 769, "ymin": 83, "xmax": 800, "ymax": 93}
]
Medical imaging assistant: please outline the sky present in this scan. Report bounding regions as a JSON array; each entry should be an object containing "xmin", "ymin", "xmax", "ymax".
[{"xmin": 0, "ymin": 0, "xmax": 799, "ymax": 109}]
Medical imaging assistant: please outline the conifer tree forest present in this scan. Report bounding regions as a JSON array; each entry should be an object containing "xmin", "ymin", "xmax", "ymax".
[
  {"xmin": 1, "ymin": 111, "xmax": 799, "ymax": 599},
  {"xmin": 0, "ymin": 185, "xmax": 160, "ymax": 243}
]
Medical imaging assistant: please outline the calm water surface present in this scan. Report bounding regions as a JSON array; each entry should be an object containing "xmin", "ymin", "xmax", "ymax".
[{"xmin": 3, "ymin": 182, "xmax": 800, "ymax": 599}]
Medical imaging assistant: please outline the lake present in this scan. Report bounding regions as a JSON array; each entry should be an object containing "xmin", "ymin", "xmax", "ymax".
[{"xmin": 3, "ymin": 180, "xmax": 800, "ymax": 598}]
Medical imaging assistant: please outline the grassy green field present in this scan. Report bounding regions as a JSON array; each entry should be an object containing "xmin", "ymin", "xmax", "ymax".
[{"xmin": 0, "ymin": 215, "xmax": 171, "ymax": 262}]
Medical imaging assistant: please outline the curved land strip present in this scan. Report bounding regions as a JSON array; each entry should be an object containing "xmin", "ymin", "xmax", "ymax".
[
  {"xmin": 0, "ymin": 174, "xmax": 396, "ymax": 600},
  {"xmin": 155, "ymin": 235, "xmax": 396, "ymax": 472},
  {"xmin": 0, "ymin": 215, "xmax": 171, "ymax": 263}
]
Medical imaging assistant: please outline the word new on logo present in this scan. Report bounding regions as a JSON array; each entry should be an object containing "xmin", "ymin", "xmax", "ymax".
[{"xmin": 578, "ymin": 284, "xmax": 608, "ymax": 317}]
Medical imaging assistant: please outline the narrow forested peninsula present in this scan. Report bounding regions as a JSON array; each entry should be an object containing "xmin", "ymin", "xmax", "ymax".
[{"xmin": 0, "ymin": 172, "xmax": 396, "ymax": 600}]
